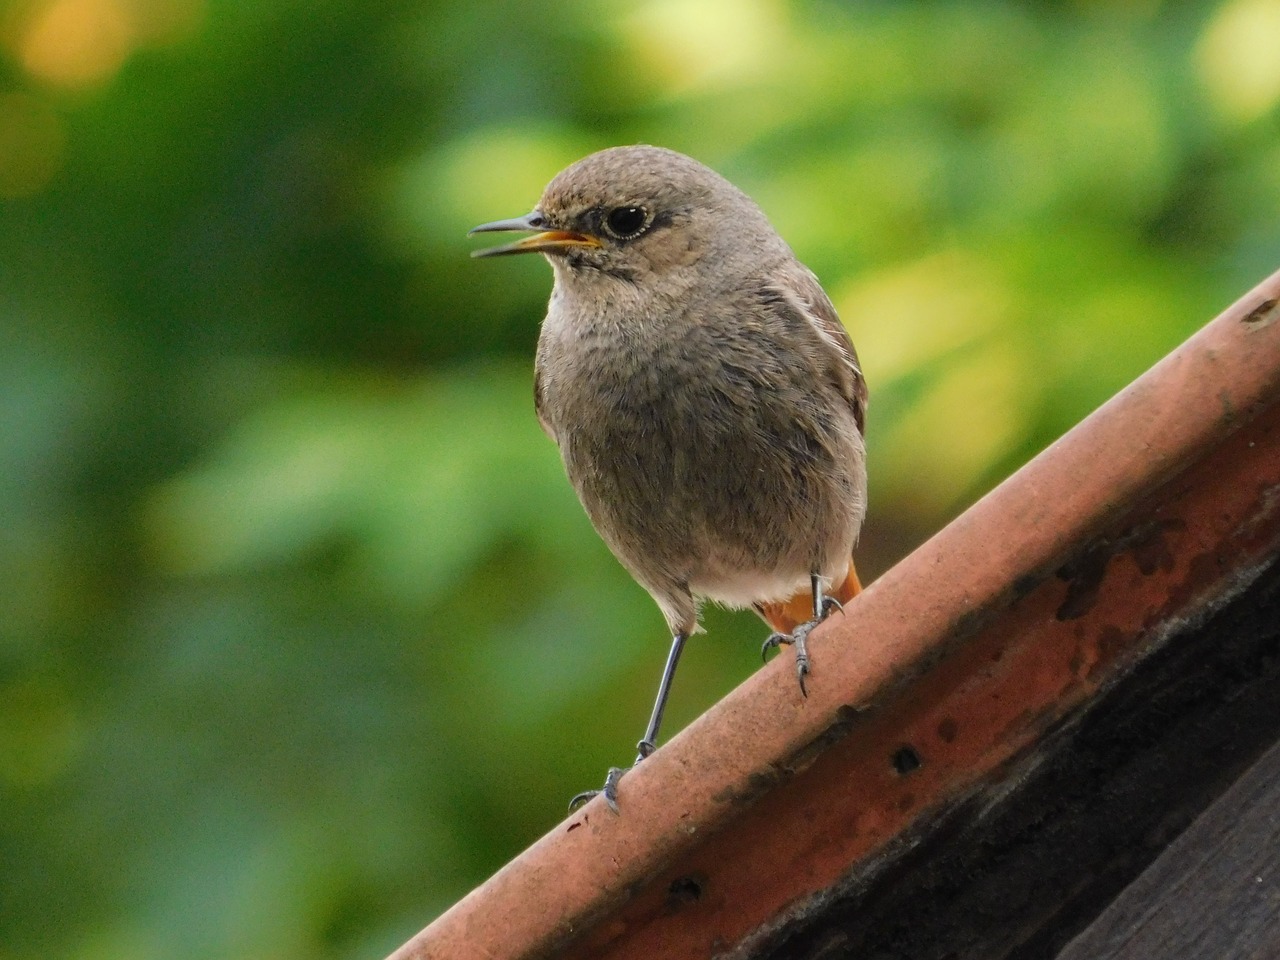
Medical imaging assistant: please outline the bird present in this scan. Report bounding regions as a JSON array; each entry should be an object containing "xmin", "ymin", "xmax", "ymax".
[{"xmin": 469, "ymin": 145, "xmax": 867, "ymax": 812}]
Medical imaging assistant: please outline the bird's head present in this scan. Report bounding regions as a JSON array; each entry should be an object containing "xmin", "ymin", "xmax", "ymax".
[{"xmin": 469, "ymin": 145, "xmax": 783, "ymax": 289}]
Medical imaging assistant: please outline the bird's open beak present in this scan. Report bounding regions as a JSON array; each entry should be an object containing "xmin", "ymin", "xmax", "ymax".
[{"xmin": 468, "ymin": 213, "xmax": 601, "ymax": 258}]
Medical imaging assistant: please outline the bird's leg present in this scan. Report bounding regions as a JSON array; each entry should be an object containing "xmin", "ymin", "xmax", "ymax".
[
  {"xmin": 760, "ymin": 574, "xmax": 843, "ymax": 696},
  {"xmin": 569, "ymin": 631, "xmax": 688, "ymax": 814}
]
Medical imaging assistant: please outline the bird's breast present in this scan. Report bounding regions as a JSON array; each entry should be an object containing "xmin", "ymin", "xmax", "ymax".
[{"xmin": 537, "ymin": 300, "xmax": 864, "ymax": 589}]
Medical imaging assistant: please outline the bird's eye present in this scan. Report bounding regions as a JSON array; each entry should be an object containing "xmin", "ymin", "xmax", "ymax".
[{"xmin": 603, "ymin": 205, "xmax": 650, "ymax": 240}]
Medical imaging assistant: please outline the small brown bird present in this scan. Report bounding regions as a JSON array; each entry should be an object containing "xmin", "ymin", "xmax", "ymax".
[{"xmin": 470, "ymin": 146, "xmax": 867, "ymax": 811}]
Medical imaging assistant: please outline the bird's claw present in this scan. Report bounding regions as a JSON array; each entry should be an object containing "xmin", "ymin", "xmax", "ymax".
[
  {"xmin": 763, "ymin": 620, "xmax": 816, "ymax": 697},
  {"xmin": 795, "ymin": 645, "xmax": 810, "ymax": 696},
  {"xmin": 761, "ymin": 631, "xmax": 790, "ymax": 662},
  {"xmin": 568, "ymin": 766, "xmax": 626, "ymax": 815}
]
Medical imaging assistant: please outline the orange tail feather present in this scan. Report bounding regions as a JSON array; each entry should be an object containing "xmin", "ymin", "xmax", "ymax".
[{"xmin": 755, "ymin": 562, "xmax": 863, "ymax": 634}]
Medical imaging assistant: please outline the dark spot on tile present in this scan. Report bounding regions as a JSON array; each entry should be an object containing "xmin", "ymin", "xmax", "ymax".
[
  {"xmin": 892, "ymin": 745, "xmax": 923, "ymax": 774},
  {"xmin": 1129, "ymin": 518, "xmax": 1185, "ymax": 576},
  {"xmin": 1241, "ymin": 297, "xmax": 1278, "ymax": 324},
  {"xmin": 1012, "ymin": 573, "xmax": 1042, "ymax": 598},
  {"xmin": 668, "ymin": 875, "xmax": 703, "ymax": 906},
  {"xmin": 1056, "ymin": 547, "xmax": 1111, "ymax": 620},
  {"xmin": 1057, "ymin": 519, "xmax": 1187, "ymax": 620}
]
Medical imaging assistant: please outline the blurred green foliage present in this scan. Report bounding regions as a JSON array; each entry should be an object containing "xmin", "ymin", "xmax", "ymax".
[{"xmin": 1, "ymin": 0, "xmax": 1277, "ymax": 956}]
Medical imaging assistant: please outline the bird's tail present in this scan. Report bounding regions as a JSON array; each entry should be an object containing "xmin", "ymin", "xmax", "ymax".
[{"xmin": 755, "ymin": 562, "xmax": 863, "ymax": 634}]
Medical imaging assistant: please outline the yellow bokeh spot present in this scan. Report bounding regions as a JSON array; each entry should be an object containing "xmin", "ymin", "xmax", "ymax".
[
  {"xmin": 12, "ymin": 0, "xmax": 206, "ymax": 89},
  {"xmin": 1197, "ymin": 0, "xmax": 1280, "ymax": 122},
  {"xmin": 620, "ymin": 0, "xmax": 786, "ymax": 95},
  {"xmin": 835, "ymin": 250, "xmax": 1014, "ymax": 382},
  {"xmin": 836, "ymin": 252, "xmax": 1030, "ymax": 513},
  {"xmin": 875, "ymin": 343, "xmax": 1033, "ymax": 514},
  {"xmin": 19, "ymin": 0, "xmax": 134, "ymax": 89}
]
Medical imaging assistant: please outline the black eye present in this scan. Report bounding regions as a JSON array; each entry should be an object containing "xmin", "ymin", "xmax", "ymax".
[{"xmin": 603, "ymin": 205, "xmax": 650, "ymax": 240}]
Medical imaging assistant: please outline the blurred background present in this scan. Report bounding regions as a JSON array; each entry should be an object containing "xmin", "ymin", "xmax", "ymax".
[{"xmin": 2, "ymin": 0, "xmax": 1278, "ymax": 956}]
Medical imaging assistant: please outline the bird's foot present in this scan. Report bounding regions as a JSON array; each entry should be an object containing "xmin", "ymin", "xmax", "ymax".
[
  {"xmin": 567, "ymin": 740, "xmax": 655, "ymax": 814},
  {"xmin": 760, "ymin": 590, "xmax": 846, "ymax": 664},
  {"xmin": 568, "ymin": 766, "xmax": 626, "ymax": 814},
  {"xmin": 761, "ymin": 619, "xmax": 817, "ymax": 696}
]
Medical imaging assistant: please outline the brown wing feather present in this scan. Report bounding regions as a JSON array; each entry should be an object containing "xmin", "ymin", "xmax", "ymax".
[
  {"xmin": 533, "ymin": 360, "xmax": 556, "ymax": 441},
  {"xmin": 769, "ymin": 267, "xmax": 868, "ymax": 436},
  {"xmin": 751, "ymin": 269, "xmax": 867, "ymax": 633}
]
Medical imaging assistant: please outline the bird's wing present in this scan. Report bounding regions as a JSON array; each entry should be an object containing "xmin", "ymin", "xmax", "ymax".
[
  {"xmin": 764, "ymin": 268, "xmax": 868, "ymax": 436},
  {"xmin": 532, "ymin": 360, "xmax": 557, "ymax": 441}
]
